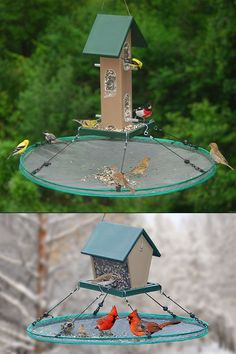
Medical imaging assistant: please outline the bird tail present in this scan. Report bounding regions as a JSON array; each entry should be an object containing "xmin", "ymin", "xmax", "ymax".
[
  {"xmin": 226, "ymin": 163, "xmax": 234, "ymax": 170},
  {"xmin": 7, "ymin": 154, "xmax": 12, "ymax": 160},
  {"xmin": 158, "ymin": 321, "xmax": 180, "ymax": 330},
  {"xmin": 124, "ymin": 181, "xmax": 136, "ymax": 194}
]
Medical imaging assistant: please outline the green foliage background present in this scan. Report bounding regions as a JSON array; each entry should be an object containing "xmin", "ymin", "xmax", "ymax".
[{"xmin": 0, "ymin": 0, "xmax": 235, "ymax": 212}]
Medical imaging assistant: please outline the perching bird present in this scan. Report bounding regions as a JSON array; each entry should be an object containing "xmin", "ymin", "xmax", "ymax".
[
  {"xmin": 73, "ymin": 119, "xmax": 98, "ymax": 128},
  {"xmin": 111, "ymin": 166, "xmax": 136, "ymax": 193},
  {"xmin": 61, "ymin": 319, "xmax": 75, "ymax": 335},
  {"xmin": 129, "ymin": 157, "xmax": 151, "ymax": 175},
  {"xmin": 43, "ymin": 132, "xmax": 58, "ymax": 144},
  {"xmin": 7, "ymin": 139, "xmax": 29, "ymax": 159},
  {"xmin": 127, "ymin": 309, "xmax": 180, "ymax": 337},
  {"xmin": 134, "ymin": 105, "xmax": 152, "ymax": 120},
  {"xmin": 125, "ymin": 57, "xmax": 143, "ymax": 70},
  {"xmin": 77, "ymin": 324, "xmax": 88, "ymax": 337},
  {"xmin": 209, "ymin": 142, "xmax": 234, "ymax": 170},
  {"xmin": 90, "ymin": 273, "xmax": 120, "ymax": 286},
  {"xmin": 95, "ymin": 306, "xmax": 119, "ymax": 334}
]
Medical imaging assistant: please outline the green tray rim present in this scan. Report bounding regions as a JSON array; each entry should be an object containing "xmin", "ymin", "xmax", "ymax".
[
  {"xmin": 19, "ymin": 136, "xmax": 216, "ymax": 198},
  {"xmin": 27, "ymin": 312, "xmax": 208, "ymax": 345}
]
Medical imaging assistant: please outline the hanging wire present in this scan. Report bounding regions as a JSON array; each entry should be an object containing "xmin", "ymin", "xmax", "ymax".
[
  {"xmin": 32, "ymin": 285, "xmax": 80, "ymax": 326},
  {"xmin": 31, "ymin": 129, "xmax": 82, "ymax": 176},
  {"xmin": 101, "ymin": 213, "xmax": 106, "ymax": 222},
  {"xmin": 154, "ymin": 125, "xmax": 199, "ymax": 150},
  {"xmin": 161, "ymin": 291, "xmax": 207, "ymax": 327},
  {"xmin": 100, "ymin": 0, "xmax": 131, "ymax": 15},
  {"xmin": 56, "ymin": 292, "xmax": 104, "ymax": 337},
  {"xmin": 123, "ymin": 0, "xmax": 131, "ymax": 15},
  {"xmin": 101, "ymin": 0, "xmax": 105, "ymax": 10},
  {"xmin": 120, "ymin": 131, "xmax": 128, "ymax": 173},
  {"xmin": 145, "ymin": 293, "xmax": 177, "ymax": 318},
  {"xmin": 149, "ymin": 135, "xmax": 206, "ymax": 173}
]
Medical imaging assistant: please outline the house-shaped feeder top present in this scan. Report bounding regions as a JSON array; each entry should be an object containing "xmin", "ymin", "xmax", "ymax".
[
  {"xmin": 81, "ymin": 221, "xmax": 161, "ymax": 261},
  {"xmin": 83, "ymin": 14, "xmax": 147, "ymax": 57}
]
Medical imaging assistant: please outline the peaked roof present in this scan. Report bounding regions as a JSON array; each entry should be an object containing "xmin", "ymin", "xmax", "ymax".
[
  {"xmin": 81, "ymin": 222, "xmax": 161, "ymax": 262},
  {"xmin": 83, "ymin": 14, "xmax": 147, "ymax": 57}
]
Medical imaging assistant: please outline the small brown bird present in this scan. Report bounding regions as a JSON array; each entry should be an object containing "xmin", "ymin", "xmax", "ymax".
[
  {"xmin": 129, "ymin": 157, "xmax": 151, "ymax": 175},
  {"xmin": 209, "ymin": 143, "xmax": 234, "ymax": 170},
  {"xmin": 127, "ymin": 309, "xmax": 180, "ymax": 337},
  {"xmin": 77, "ymin": 324, "xmax": 88, "ymax": 337},
  {"xmin": 61, "ymin": 319, "xmax": 74, "ymax": 335},
  {"xmin": 90, "ymin": 273, "xmax": 120, "ymax": 286},
  {"xmin": 111, "ymin": 166, "xmax": 136, "ymax": 193},
  {"xmin": 43, "ymin": 132, "xmax": 59, "ymax": 144}
]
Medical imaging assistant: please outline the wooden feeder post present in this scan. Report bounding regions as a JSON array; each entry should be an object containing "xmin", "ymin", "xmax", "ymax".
[{"xmin": 83, "ymin": 14, "xmax": 147, "ymax": 130}]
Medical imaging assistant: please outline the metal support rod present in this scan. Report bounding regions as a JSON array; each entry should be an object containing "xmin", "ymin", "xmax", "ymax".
[
  {"xmin": 120, "ymin": 132, "xmax": 128, "ymax": 173},
  {"xmin": 145, "ymin": 293, "xmax": 177, "ymax": 318},
  {"xmin": 161, "ymin": 291, "xmax": 207, "ymax": 327},
  {"xmin": 94, "ymin": 63, "xmax": 100, "ymax": 67},
  {"xmin": 32, "ymin": 285, "xmax": 79, "ymax": 326}
]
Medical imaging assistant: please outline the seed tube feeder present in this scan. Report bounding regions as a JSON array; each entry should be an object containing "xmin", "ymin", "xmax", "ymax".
[
  {"xmin": 19, "ymin": 14, "xmax": 216, "ymax": 197},
  {"xmin": 26, "ymin": 221, "xmax": 208, "ymax": 345}
]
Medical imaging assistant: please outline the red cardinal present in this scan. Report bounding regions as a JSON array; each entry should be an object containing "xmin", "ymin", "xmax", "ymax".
[
  {"xmin": 127, "ymin": 309, "xmax": 180, "ymax": 337},
  {"xmin": 134, "ymin": 105, "xmax": 152, "ymax": 120},
  {"xmin": 95, "ymin": 305, "xmax": 119, "ymax": 334}
]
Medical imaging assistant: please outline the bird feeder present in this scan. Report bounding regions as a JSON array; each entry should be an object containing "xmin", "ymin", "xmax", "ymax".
[
  {"xmin": 27, "ymin": 220, "xmax": 209, "ymax": 345},
  {"xmin": 80, "ymin": 221, "xmax": 161, "ymax": 290},
  {"xmin": 19, "ymin": 14, "xmax": 216, "ymax": 197},
  {"xmin": 82, "ymin": 14, "xmax": 147, "ymax": 131}
]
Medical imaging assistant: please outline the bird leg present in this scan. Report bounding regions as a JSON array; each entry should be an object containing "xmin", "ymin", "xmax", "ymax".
[
  {"xmin": 98, "ymin": 330, "xmax": 105, "ymax": 337},
  {"xmin": 115, "ymin": 185, "xmax": 121, "ymax": 192}
]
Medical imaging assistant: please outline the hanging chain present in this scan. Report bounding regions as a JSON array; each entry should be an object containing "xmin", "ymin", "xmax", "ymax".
[
  {"xmin": 93, "ymin": 292, "xmax": 109, "ymax": 315},
  {"xmin": 145, "ymin": 293, "xmax": 177, "ymax": 318},
  {"xmin": 161, "ymin": 291, "xmax": 207, "ymax": 327},
  {"xmin": 32, "ymin": 285, "xmax": 80, "ymax": 326},
  {"xmin": 123, "ymin": 290, "xmax": 134, "ymax": 312}
]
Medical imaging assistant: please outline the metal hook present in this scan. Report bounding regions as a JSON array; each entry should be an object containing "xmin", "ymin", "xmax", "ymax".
[{"xmin": 144, "ymin": 124, "xmax": 149, "ymax": 136}]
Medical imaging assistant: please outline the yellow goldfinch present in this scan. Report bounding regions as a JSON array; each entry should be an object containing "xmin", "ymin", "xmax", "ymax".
[
  {"xmin": 125, "ymin": 58, "xmax": 143, "ymax": 70},
  {"xmin": 73, "ymin": 119, "xmax": 97, "ymax": 129},
  {"xmin": 7, "ymin": 139, "xmax": 29, "ymax": 159},
  {"xmin": 209, "ymin": 142, "xmax": 234, "ymax": 170}
]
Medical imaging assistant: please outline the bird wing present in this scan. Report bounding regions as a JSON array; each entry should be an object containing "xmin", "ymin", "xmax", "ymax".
[
  {"xmin": 96, "ymin": 315, "xmax": 108, "ymax": 327},
  {"xmin": 13, "ymin": 143, "xmax": 26, "ymax": 153},
  {"xmin": 217, "ymin": 150, "xmax": 229, "ymax": 164}
]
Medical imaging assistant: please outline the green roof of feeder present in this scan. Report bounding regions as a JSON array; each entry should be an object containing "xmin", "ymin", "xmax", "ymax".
[
  {"xmin": 83, "ymin": 14, "xmax": 147, "ymax": 57},
  {"xmin": 81, "ymin": 222, "xmax": 161, "ymax": 261}
]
